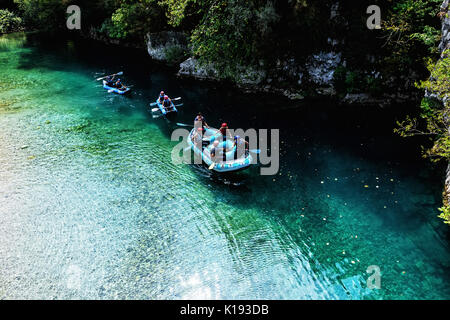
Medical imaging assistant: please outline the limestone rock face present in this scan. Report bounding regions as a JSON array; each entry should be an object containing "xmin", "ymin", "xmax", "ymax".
[
  {"xmin": 178, "ymin": 57, "xmax": 267, "ymax": 86},
  {"xmin": 146, "ymin": 31, "xmax": 188, "ymax": 61},
  {"xmin": 178, "ymin": 57, "xmax": 218, "ymax": 80},
  {"xmin": 306, "ymin": 52, "xmax": 342, "ymax": 87},
  {"xmin": 439, "ymin": 1, "xmax": 450, "ymax": 54}
]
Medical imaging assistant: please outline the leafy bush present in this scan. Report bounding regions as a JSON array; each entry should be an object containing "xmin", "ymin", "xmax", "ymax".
[
  {"xmin": 99, "ymin": 0, "xmax": 165, "ymax": 40},
  {"xmin": 396, "ymin": 50, "xmax": 450, "ymax": 224},
  {"xmin": 190, "ymin": 0, "xmax": 279, "ymax": 77},
  {"xmin": 0, "ymin": 9, "xmax": 23, "ymax": 34},
  {"xmin": 14, "ymin": 0, "xmax": 65, "ymax": 30},
  {"xmin": 382, "ymin": 0, "xmax": 442, "ymax": 71},
  {"xmin": 164, "ymin": 46, "xmax": 188, "ymax": 66},
  {"xmin": 438, "ymin": 205, "xmax": 450, "ymax": 225}
]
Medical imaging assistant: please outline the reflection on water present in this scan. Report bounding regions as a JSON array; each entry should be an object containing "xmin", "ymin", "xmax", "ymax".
[{"xmin": 0, "ymin": 32, "xmax": 449, "ymax": 299}]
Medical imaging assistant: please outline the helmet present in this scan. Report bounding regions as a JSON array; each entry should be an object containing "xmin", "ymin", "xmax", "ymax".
[
  {"xmin": 221, "ymin": 123, "xmax": 227, "ymax": 128},
  {"xmin": 213, "ymin": 140, "xmax": 219, "ymax": 146},
  {"xmin": 164, "ymin": 95, "xmax": 169, "ymax": 100},
  {"xmin": 234, "ymin": 135, "xmax": 240, "ymax": 140}
]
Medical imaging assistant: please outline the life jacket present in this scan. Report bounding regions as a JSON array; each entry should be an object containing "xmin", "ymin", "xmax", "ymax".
[{"xmin": 163, "ymin": 99, "xmax": 171, "ymax": 107}]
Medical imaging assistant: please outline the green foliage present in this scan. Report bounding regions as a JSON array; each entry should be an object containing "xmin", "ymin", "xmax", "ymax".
[
  {"xmin": 158, "ymin": 0, "xmax": 195, "ymax": 27},
  {"xmin": 438, "ymin": 205, "xmax": 450, "ymax": 224},
  {"xmin": 333, "ymin": 66, "xmax": 383, "ymax": 96},
  {"xmin": 164, "ymin": 45, "xmax": 188, "ymax": 66},
  {"xmin": 99, "ymin": 0, "xmax": 166, "ymax": 40},
  {"xmin": 190, "ymin": 0, "xmax": 279, "ymax": 77},
  {"xmin": 396, "ymin": 50, "xmax": 450, "ymax": 163},
  {"xmin": 0, "ymin": 9, "xmax": 23, "ymax": 34},
  {"xmin": 382, "ymin": 0, "xmax": 442, "ymax": 70},
  {"xmin": 14, "ymin": 0, "xmax": 66, "ymax": 30}
]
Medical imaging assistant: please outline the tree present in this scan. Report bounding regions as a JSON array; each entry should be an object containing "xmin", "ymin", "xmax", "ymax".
[
  {"xmin": 395, "ymin": 49, "xmax": 450, "ymax": 224},
  {"xmin": 0, "ymin": 9, "xmax": 23, "ymax": 33}
]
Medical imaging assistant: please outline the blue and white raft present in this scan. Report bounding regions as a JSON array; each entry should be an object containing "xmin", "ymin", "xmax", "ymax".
[
  {"xmin": 188, "ymin": 127, "xmax": 253, "ymax": 173},
  {"xmin": 150, "ymin": 97, "xmax": 181, "ymax": 118},
  {"xmin": 102, "ymin": 80, "xmax": 131, "ymax": 95},
  {"xmin": 155, "ymin": 98, "xmax": 178, "ymax": 115}
]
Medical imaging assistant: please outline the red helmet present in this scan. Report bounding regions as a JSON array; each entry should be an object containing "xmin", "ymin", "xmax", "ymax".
[
  {"xmin": 221, "ymin": 123, "xmax": 227, "ymax": 127},
  {"xmin": 164, "ymin": 95, "xmax": 169, "ymax": 100}
]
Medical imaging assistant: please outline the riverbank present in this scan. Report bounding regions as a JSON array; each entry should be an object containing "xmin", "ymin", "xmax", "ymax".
[{"xmin": 81, "ymin": 27, "xmax": 420, "ymax": 108}]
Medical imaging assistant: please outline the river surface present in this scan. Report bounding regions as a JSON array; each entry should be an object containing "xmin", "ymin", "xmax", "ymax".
[{"xmin": 0, "ymin": 32, "xmax": 449, "ymax": 300}]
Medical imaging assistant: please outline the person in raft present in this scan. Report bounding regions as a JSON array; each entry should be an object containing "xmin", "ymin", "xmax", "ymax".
[
  {"xmin": 218, "ymin": 123, "xmax": 233, "ymax": 142},
  {"xmin": 194, "ymin": 112, "xmax": 210, "ymax": 131},
  {"xmin": 210, "ymin": 140, "xmax": 221, "ymax": 163},
  {"xmin": 158, "ymin": 91, "xmax": 165, "ymax": 103},
  {"xmin": 115, "ymin": 78, "xmax": 126, "ymax": 90},
  {"xmin": 162, "ymin": 95, "xmax": 174, "ymax": 112},
  {"xmin": 233, "ymin": 135, "xmax": 249, "ymax": 159},
  {"xmin": 192, "ymin": 127, "xmax": 203, "ymax": 145},
  {"xmin": 105, "ymin": 75, "xmax": 115, "ymax": 86}
]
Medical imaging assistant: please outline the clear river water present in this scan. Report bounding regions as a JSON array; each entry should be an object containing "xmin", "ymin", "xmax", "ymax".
[{"xmin": 0, "ymin": 32, "xmax": 449, "ymax": 299}]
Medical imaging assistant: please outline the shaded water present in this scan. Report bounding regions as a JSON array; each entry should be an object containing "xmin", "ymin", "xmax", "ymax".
[{"xmin": 0, "ymin": 32, "xmax": 449, "ymax": 299}]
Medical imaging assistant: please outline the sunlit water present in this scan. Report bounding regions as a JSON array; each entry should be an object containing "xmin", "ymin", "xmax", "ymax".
[{"xmin": 0, "ymin": 32, "xmax": 449, "ymax": 299}]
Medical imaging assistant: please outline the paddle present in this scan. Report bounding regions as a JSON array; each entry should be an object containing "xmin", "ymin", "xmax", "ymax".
[
  {"xmin": 96, "ymin": 71, "xmax": 123, "ymax": 81},
  {"xmin": 208, "ymin": 162, "xmax": 216, "ymax": 170},
  {"xmin": 176, "ymin": 122, "xmax": 193, "ymax": 127},
  {"xmin": 174, "ymin": 103, "xmax": 183, "ymax": 107},
  {"xmin": 249, "ymin": 149, "xmax": 261, "ymax": 154},
  {"xmin": 150, "ymin": 97, "xmax": 181, "ymax": 107}
]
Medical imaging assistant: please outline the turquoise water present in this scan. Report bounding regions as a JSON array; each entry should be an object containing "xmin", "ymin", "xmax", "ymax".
[{"xmin": 0, "ymin": 32, "xmax": 449, "ymax": 299}]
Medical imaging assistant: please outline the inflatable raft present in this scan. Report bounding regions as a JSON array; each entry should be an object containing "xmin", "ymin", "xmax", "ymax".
[
  {"xmin": 155, "ymin": 98, "xmax": 178, "ymax": 116},
  {"xmin": 103, "ymin": 80, "xmax": 131, "ymax": 95},
  {"xmin": 188, "ymin": 127, "xmax": 253, "ymax": 173}
]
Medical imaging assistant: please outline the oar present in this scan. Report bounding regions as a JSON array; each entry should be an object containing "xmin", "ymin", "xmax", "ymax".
[
  {"xmin": 150, "ymin": 97, "xmax": 181, "ymax": 107},
  {"xmin": 249, "ymin": 149, "xmax": 261, "ymax": 154},
  {"xmin": 208, "ymin": 162, "xmax": 216, "ymax": 170},
  {"xmin": 176, "ymin": 123, "xmax": 193, "ymax": 127},
  {"xmin": 96, "ymin": 71, "xmax": 123, "ymax": 81}
]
